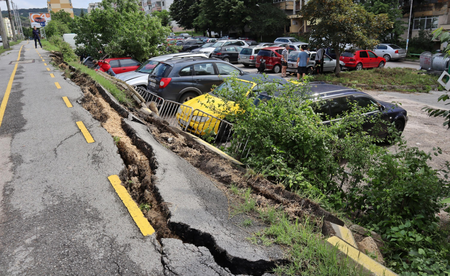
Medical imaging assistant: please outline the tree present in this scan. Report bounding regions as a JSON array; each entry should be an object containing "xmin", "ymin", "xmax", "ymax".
[
  {"xmin": 72, "ymin": 0, "xmax": 171, "ymax": 62},
  {"xmin": 248, "ymin": 2, "xmax": 288, "ymax": 40},
  {"xmin": 360, "ymin": 0, "xmax": 406, "ymax": 43},
  {"xmin": 170, "ymin": 0, "xmax": 200, "ymax": 30},
  {"xmin": 80, "ymin": 9, "xmax": 85, "ymax": 17},
  {"xmin": 152, "ymin": 10, "xmax": 171, "ymax": 27},
  {"xmin": 302, "ymin": 0, "xmax": 392, "ymax": 75},
  {"xmin": 50, "ymin": 10, "xmax": 74, "ymax": 28},
  {"xmin": 45, "ymin": 19, "xmax": 71, "ymax": 38}
]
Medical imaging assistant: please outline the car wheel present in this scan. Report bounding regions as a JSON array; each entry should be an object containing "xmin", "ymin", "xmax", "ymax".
[
  {"xmin": 273, "ymin": 64, "xmax": 281, "ymax": 74},
  {"xmin": 356, "ymin": 63, "xmax": 363, "ymax": 71},
  {"xmin": 223, "ymin": 57, "xmax": 230, "ymax": 63},
  {"xmin": 394, "ymin": 119, "xmax": 405, "ymax": 133},
  {"xmin": 383, "ymin": 54, "xmax": 390, "ymax": 62},
  {"xmin": 378, "ymin": 61, "xmax": 385, "ymax": 68},
  {"xmin": 179, "ymin": 92, "xmax": 198, "ymax": 103},
  {"xmin": 307, "ymin": 66, "xmax": 314, "ymax": 75}
]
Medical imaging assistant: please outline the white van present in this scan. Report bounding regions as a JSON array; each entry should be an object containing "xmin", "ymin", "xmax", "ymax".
[{"xmin": 63, "ymin": 33, "xmax": 79, "ymax": 49}]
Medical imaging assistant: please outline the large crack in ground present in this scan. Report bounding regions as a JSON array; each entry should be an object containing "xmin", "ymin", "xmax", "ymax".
[{"xmin": 51, "ymin": 53, "xmax": 346, "ymax": 275}]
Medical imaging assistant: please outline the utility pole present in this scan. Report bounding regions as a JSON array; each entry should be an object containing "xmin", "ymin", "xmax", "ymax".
[
  {"xmin": 0, "ymin": 7, "xmax": 10, "ymax": 49},
  {"xmin": 12, "ymin": 1, "xmax": 22, "ymax": 39},
  {"xmin": 5, "ymin": 0, "xmax": 17, "ymax": 41}
]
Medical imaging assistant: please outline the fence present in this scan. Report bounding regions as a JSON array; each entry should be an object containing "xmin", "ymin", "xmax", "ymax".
[{"xmin": 135, "ymin": 87, "xmax": 250, "ymax": 155}]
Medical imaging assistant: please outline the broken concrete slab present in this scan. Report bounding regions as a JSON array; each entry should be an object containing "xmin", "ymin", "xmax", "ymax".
[{"xmin": 122, "ymin": 119, "xmax": 287, "ymax": 275}]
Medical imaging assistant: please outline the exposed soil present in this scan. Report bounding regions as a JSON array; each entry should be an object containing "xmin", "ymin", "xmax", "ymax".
[{"xmin": 50, "ymin": 52, "xmax": 345, "ymax": 245}]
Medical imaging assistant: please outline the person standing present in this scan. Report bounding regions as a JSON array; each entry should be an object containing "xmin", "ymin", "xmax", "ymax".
[
  {"xmin": 32, "ymin": 26, "xmax": 42, "ymax": 49},
  {"xmin": 297, "ymin": 45, "xmax": 309, "ymax": 80},
  {"xmin": 315, "ymin": 47, "xmax": 324, "ymax": 74},
  {"xmin": 281, "ymin": 44, "xmax": 289, "ymax": 77},
  {"xmin": 97, "ymin": 59, "xmax": 116, "ymax": 76}
]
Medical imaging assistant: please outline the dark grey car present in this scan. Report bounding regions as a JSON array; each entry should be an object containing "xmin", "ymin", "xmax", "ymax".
[{"xmin": 147, "ymin": 58, "xmax": 245, "ymax": 103}]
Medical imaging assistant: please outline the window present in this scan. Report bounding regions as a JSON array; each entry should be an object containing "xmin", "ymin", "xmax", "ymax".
[
  {"xmin": 241, "ymin": 48, "xmax": 252, "ymax": 55},
  {"xmin": 120, "ymin": 59, "xmax": 139, "ymax": 67},
  {"xmin": 138, "ymin": 60, "xmax": 159, "ymax": 73},
  {"xmin": 413, "ymin": 16, "xmax": 438, "ymax": 30},
  {"xmin": 224, "ymin": 47, "xmax": 235, "ymax": 52},
  {"xmin": 359, "ymin": 51, "xmax": 368, "ymax": 58},
  {"xmin": 194, "ymin": 63, "xmax": 214, "ymax": 75},
  {"xmin": 377, "ymin": 45, "xmax": 388, "ymax": 50},
  {"xmin": 328, "ymin": 97, "xmax": 352, "ymax": 118},
  {"xmin": 353, "ymin": 96, "xmax": 379, "ymax": 111},
  {"xmin": 109, "ymin": 60, "xmax": 120, "ymax": 68},
  {"xmin": 179, "ymin": 66, "xmax": 192, "ymax": 76},
  {"xmin": 368, "ymin": 51, "xmax": 377, "ymax": 58},
  {"xmin": 216, "ymin": 63, "xmax": 239, "ymax": 75}
]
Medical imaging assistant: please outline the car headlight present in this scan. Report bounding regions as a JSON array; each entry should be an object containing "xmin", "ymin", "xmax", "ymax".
[{"xmin": 192, "ymin": 116, "xmax": 210, "ymax": 122}]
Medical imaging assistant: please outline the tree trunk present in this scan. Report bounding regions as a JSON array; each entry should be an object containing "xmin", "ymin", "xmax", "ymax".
[{"xmin": 334, "ymin": 47, "xmax": 341, "ymax": 77}]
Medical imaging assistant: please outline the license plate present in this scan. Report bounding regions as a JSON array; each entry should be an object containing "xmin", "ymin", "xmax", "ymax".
[{"xmin": 150, "ymin": 82, "xmax": 156, "ymax": 87}]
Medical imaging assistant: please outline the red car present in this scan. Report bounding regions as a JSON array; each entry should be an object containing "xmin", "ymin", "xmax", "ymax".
[
  {"xmin": 339, "ymin": 50, "xmax": 385, "ymax": 70},
  {"xmin": 255, "ymin": 46, "xmax": 284, "ymax": 73},
  {"xmin": 105, "ymin": 57, "xmax": 141, "ymax": 74}
]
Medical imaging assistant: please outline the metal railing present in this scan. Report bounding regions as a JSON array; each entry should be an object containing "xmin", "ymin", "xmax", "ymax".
[{"xmin": 136, "ymin": 87, "xmax": 249, "ymax": 157}]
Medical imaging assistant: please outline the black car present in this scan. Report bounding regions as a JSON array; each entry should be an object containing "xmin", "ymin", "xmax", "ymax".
[
  {"xmin": 147, "ymin": 58, "xmax": 246, "ymax": 103},
  {"xmin": 180, "ymin": 39, "xmax": 205, "ymax": 52},
  {"xmin": 211, "ymin": 46, "xmax": 243, "ymax": 63}
]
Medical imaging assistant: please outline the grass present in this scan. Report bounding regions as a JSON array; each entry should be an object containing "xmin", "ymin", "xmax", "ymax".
[
  {"xmin": 0, "ymin": 40, "xmax": 23, "ymax": 55},
  {"xmin": 313, "ymin": 67, "xmax": 440, "ymax": 92},
  {"xmin": 68, "ymin": 61, "xmax": 134, "ymax": 105},
  {"xmin": 41, "ymin": 39, "xmax": 59, "ymax": 52}
]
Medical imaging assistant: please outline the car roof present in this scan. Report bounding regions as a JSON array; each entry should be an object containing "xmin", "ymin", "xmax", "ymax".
[
  {"xmin": 275, "ymin": 37, "xmax": 295, "ymax": 39},
  {"xmin": 162, "ymin": 57, "xmax": 224, "ymax": 66},
  {"xmin": 150, "ymin": 53, "xmax": 206, "ymax": 61}
]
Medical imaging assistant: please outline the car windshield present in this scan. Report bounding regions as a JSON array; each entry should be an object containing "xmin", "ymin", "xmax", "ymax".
[
  {"xmin": 388, "ymin": 44, "xmax": 401, "ymax": 49},
  {"xmin": 212, "ymin": 41, "xmax": 226, "ymax": 47},
  {"xmin": 151, "ymin": 63, "xmax": 171, "ymax": 77},
  {"xmin": 209, "ymin": 80, "xmax": 253, "ymax": 99},
  {"xmin": 202, "ymin": 43, "xmax": 213, "ymax": 48},
  {"xmin": 289, "ymin": 38, "xmax": 300, "ymax": 42},
  {"xmin": 342, "ymin": 52, "xmax": 354, "ymax": 57},
  {"xmin": 241, "ymin": 48, "xmax": 252, "ymax": 55},
  {"xmin": 258, "ymin": 50, "xmax": 272, "ymax": 57},
  {"xmin": 137, "ymin": 60, "xmax": 159, "ymax": 73}
]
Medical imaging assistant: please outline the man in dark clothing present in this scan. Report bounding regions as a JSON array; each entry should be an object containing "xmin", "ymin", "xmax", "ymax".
[{"xmin": 33, "ymin": 27, "xmax": 42, "ymax": 48}]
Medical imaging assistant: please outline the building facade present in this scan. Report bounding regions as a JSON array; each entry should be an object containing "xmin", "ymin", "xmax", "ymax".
[
  {"xmin": 47, "ymin": 0, "xmax": 74, "ymax": 17},
  {"xmin": 3, "ymin": 18, "xmax": 13, "ymax": 38},
  {"xmin": 88, "ymin": 2, "xmax": 102, "ymax": 13},
  {"xmin": 274, "ymin": 0, "xmax": 311, "ymax": 34}
]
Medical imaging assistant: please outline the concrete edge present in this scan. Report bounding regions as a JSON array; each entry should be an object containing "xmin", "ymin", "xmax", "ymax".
[
  {"xmin": 327, "ymin": 236, "xmax": 397, "ymax": 276},
  {"xmin": 330, "ymin": 222, "xmax": 358, "ymax": 248}
]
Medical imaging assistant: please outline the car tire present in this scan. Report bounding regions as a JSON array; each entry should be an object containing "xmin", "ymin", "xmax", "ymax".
[
  {"xmin": 356, "ymin": 63, "xmax": 363, "ymax": 71},
  {"xmin": 394, "ymin": 119, "xmax": 405, "ymax": 133},
  {"xmin": 179, "ymin": 92, "xmax": 198, "ymax": 103},
  {"xmin": 378, "ymin": 61, "xmax": 385, "ymax": 68},
  {"xmin": 223, "ymin": 57, "xmax": 230, "ymax": 63},
  {"xmin": 273, "ymin": 64, "xmax": 281, "ymax": 74},
  {"xmin": 383, "ymin": 54, "xmax": 390, "ymax": 62},
  {"xmin": 307, "ymin": 66, "xmax": 314, "ymax": 75}
]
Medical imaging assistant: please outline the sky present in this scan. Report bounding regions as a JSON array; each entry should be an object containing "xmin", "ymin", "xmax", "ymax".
[{"xmin": 0, "ymin": 0, "xmax": 92, "ymax": 11}]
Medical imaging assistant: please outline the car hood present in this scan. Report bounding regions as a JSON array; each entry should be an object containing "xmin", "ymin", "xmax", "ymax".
[
  {"xmin": 379, "ymin": 100, "xmax": 407, "ymax": 116},
  {"xmin": 116, "ymin": 71, "xmax": 147, "ymax": 81}
]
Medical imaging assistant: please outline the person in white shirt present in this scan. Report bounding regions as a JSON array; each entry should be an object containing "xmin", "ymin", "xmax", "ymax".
[
  {"xmin": 315, "ymin": 47, "xmax": 324, "ymax": 74},
  {"xmin": 281, "ymin": 44, "xmax": 289, "ymax": 78}
]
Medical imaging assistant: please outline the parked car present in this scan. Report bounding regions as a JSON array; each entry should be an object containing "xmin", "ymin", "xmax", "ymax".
[
  {"xmin": 178, "ymin": 33, "xmax": 191, "ymax": 38},
  {"xmin": 255, "ymin": 46, "xmax": 284, "ymax": 74},
  {"xmin": 190, "ymin": 43, "xmax": 214, "ymax": 53},
  {"xmin": 238, "ymin": 46, "xmax": 264, "ymax": 67},
  {"xmin": 176, "ymin": 78, "xmax": 408, "ymax": 139},
  {"xmin": 105, "ymin": 57, "xmax": 141, "ymax": 74},
  {"xmin": 176, "ymin": 74, "xmax": 286, "ymax": 135},
  {"xmin": 258, "ymin": 42, "xmax": 277, "ymax": 47},
  {"xmin": 147, "ymin": 58, "xmax": 245, "ymax": 103},
  {"xmin": 286, "ymin": 51, "xmax": 345, "ymax": 75},
  {"xmin": 373, "ymin": 44, "xmax": 406, "ymax": 62},
  {"xmin": 116, "ymin": 53, "xmax": 207, "ymax": 88},
  {"xmin": 274, "ymin": 37, "xmax": 308, "ymax": 48},
  {"xmin": 180, "ymin": 39, "xmax": 205, "ymax": 52},
  {"xmin": 196, "ymin": 39, "xmax": 250, "ymax": 57},
  {"xmin": 211, "ymin": 46, "xmax": 243, "ymax": 63},
  {"xmin": 339, "ymin": 50, "xmax": 386, "ymax": 70}
]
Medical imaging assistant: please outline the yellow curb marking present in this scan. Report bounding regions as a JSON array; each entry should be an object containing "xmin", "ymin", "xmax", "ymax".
[
  {"xmin": 0, "ymin": 45, "xmax": 23, "ymax": 129},
  {"xmin": 55, "ymin": 82, "xmax": 61, "ymax": 89},
  {"xmin": 327, "ymin": 236, "xmax": 397, "ymax": 276},
  {"xmin": 331, "ymin": 223, "xmax": 358, "ymax": 248},
  {"xmin": 46, "ymin": 68, "xmax": 50, "ymax": 71},
  {"xmin": 62, "ymin": 97, "xmax": 72, "ymax": 108},
  {"xmin": 44, "ymin": 63, "xmax": 47, "ymax": 66},
  {"xmin": 50, "ymin": 73, "xmax": 55, "ymax": 78},
  {"xmin": 108, "ymin": 175, "xmax": 155, "ymax": 236},
  {"xmin": 76, "ymin": 121, "xmax": 95, "ymax": 143}
]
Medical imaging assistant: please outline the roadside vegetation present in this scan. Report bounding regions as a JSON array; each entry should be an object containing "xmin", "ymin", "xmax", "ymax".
[
  {"xmin": 0, "ymin": 40, "xmax": 23, "ymax": 55},
  {"xmin": 209, "ymin": 75, "xmax": 450, "ymax": 275},
  {"xmin": 313, "ymin": 68, "xmax": 440, "ymax": 92}
]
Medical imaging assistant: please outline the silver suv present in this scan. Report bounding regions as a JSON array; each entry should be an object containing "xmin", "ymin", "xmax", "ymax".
[
  {"xmin": 373, "ymin": 44, "xmax": 406, "ymax": 62},
  {"xmin": 116, "ymin": 53, "xmax": 207, "ymax": 89},
  {"xmin": 238, "ymin": 46, "xmax": 264, "ymax": 67},
  {"xmin": 197, "ymin": 40, "xmax": 250, "ymax": 57}
]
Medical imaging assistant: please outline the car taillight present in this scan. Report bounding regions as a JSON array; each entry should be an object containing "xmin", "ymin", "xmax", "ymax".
[
  {"xmin": 250, "ymin": 56, "xmax": 254, "ymax": 60},
  {"xmin": 215, "ymin": 52, "xmax": 222, "ymax": 55},
  {"xmin": 159, "ymin": 78, "xmax": 171, "ymax": 89},
  {"xmin": 395, "ymin": 50, "xmax": 398, "ymax": 54}
]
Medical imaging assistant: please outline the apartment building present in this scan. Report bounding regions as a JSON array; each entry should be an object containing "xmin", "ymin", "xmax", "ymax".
[
  {"xmin": 3, "ymin": 18, "xmax": 13, "ymax": 38},
  {"xmin": 88, "ymin": 2, "xmax": 101, "ymax": 13},
  {"xmin": 273, "ymin": 0, "xmax": 310, "ymax": 34},
  {"xmin": 47, "ymin": 0, "xmax": 74, "ymax": 17}
]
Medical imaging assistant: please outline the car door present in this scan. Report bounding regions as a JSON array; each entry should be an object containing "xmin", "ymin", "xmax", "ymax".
[
  {"xmin": 118, "ymin": 58, "xmax": 141, "ymax": 74},
  {"xmin": 373, "ymin": 44, "xmax": 387, "ymax": 58},
  {"xmin": 322, "ymin": 54, "xmax": 335, "ymax": 72},
  {"xmin": 193, "ymin": 62, "xmax": 220, "ymax": 93},
  {"xmin": 352, "ymin": 95, "xmax": 386, "ymax": 135},
  {"xmin": 368, "ymin": 51, "xmax": 380, "ymax": 67},
  {"xmin": 358, "ymin": 50, "xmax": 370, "ymax": 68},
  {"xmin": 215, "ymin": 62, "xmax": 242, "ymax": 80}
]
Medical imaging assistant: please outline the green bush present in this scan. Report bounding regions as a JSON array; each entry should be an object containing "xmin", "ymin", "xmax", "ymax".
[{"xmin": 49, "ymin": 36, "xmax": 78, "ymax": 62}]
